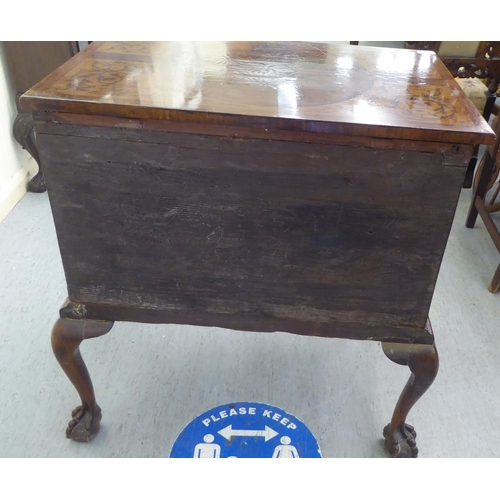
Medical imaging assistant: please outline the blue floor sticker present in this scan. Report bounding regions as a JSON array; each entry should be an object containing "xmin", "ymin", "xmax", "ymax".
[{"xmin": 170, "ymin": 402, "xmax": 322, "ymax": 458}]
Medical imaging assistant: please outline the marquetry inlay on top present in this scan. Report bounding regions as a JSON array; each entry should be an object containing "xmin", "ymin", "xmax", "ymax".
[{"xmin": 21, "ymin": 41, "xmax": 495, "ymax": 144}]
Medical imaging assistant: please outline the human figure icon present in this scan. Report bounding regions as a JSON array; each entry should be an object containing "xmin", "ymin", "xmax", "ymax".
[
  {"xmin": 272, "ymin": 436, "xmax": 299, "ymax": 458},
  {"xmin": 193, "ymin": 434, "xmax": 221, "ymax": 458}
]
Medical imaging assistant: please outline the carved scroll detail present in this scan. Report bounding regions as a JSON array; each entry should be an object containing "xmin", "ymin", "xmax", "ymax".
[{"xmin": 13, "ymin": 112, "xmax": 46, "ymax": 193}]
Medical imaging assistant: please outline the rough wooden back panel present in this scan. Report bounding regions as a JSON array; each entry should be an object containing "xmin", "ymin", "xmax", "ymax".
[{"xmin": 38, "ymin": 125, "xmax": 464, "ymax": 337}]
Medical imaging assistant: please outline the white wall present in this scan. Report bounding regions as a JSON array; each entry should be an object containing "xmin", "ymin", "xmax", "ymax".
[{"xmin": 0, "ymin": 42, "xmax": 36, "ymax": 223}]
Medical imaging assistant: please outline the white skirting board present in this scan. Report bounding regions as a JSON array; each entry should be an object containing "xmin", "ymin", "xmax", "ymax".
[{"xmin": 0, "ymin": 156, "xmax": 36, "ymax": 224}]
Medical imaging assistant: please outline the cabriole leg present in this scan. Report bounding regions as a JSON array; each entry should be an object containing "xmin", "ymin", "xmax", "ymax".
[
  {"xmin": 13, "ymin": 112, "xmax": 46, "ymax": 193},
  {"xmin": 51, "ymin": 318, "xmax": 114, "ymax": 442},
  {"xmin": 381, "ymin": 341, "xmax": 439, "ymax": 458}
]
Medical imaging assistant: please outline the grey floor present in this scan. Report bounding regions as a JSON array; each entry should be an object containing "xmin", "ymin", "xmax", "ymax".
[{"xmin": 1, "ymin": 185, "xmax": 499, "ymax": 458}]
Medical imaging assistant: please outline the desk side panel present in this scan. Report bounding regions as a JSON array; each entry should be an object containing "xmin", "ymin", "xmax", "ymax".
[{"xmin": 37, "ymin": 126, "xmax": 464, "ymax": 341}]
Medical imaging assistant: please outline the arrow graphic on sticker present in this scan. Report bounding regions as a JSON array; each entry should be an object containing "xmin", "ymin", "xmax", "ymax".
[{"xmin": 218, "ymin": 425, "xmax": 279, "ymax": 442}]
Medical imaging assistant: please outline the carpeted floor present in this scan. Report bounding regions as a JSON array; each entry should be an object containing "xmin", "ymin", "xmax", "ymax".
[{"xmin": 0, "ymin": 186, "xmax": 499, "ymax": 458}]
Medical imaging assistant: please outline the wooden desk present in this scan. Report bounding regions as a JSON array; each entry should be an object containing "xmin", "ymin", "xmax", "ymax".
[{"xmin": 20, "ymin": 42, "xmax": 495, "ymax": 457}]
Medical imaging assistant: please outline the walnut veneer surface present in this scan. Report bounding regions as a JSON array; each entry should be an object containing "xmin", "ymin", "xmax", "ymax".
[{"xmin": 21, "ymin": 41, "xmax": 494, "ymax": 145}]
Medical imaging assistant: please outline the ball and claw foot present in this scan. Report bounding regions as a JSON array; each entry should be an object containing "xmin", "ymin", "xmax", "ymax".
[
  {"xmin": 66, "ymin": 405, "xmax": 102, "ymax": 443},
  {"xmin": 383, "ymin": 423, "xmax": 418, "ymax": 458},
  {"xmin": 27, "ymin": 171, "xmax": 46, "ymax": 193}
]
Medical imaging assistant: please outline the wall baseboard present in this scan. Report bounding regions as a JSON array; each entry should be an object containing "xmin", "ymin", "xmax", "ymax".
[{"xmin": 0, "ymin": 157, "xmax": 36, "ymax": 224}]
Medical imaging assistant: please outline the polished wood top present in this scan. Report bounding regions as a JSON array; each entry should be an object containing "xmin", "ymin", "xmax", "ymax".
[{"xmin": 21, "ymin": 41, "xmax": 495, "ymax": 145}]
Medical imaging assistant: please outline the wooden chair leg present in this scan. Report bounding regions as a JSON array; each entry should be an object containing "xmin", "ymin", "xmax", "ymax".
[
  {"xmin": 51, "ymin": 318, "xmax": 114, "ymax": 442},
  {"xmin": 381, "ymin": 340, "xmax": 439, "ymax": 458},
  {"xmin": 466, "ymin": 152, "xmax": 496, "ymax": 228},
  {"xmin": 489, "ymin": 264, "xmax": 500, "ymax": 293},
  {"xmin": 463, "ymin": 152, "xmax": 478, "ymax": 189}
]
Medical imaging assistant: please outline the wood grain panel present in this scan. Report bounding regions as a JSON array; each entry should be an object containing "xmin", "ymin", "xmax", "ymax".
[
  {"xmin": 38, "ymin": 126, "xmax": 464, "ymax": 338},
  {"xmin": 3, "ymin": 41, "xmax": 76, "ymax": 93}
]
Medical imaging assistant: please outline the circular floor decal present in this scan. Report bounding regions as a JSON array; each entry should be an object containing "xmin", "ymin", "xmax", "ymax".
[{"xmin": 170, "ymin": 401, "xmax": 322, "ymax": 458}]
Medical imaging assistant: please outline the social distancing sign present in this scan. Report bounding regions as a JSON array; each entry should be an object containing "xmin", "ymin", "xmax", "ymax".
[{"xmin": 170, "ymin": 402, "xmax": 322, "ymax": 458}]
